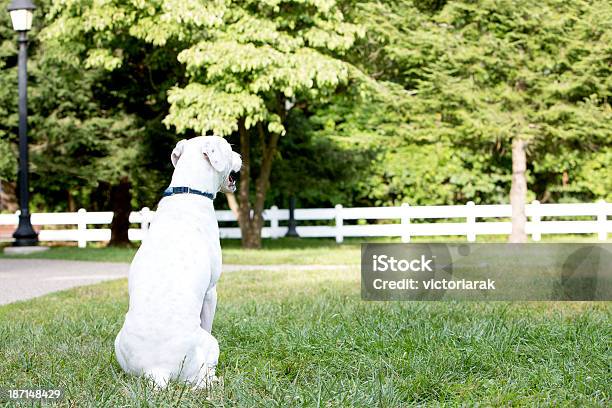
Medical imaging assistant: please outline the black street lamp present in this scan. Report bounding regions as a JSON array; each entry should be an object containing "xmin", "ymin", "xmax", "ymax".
[
  {"xmin": 8, "ymin": 0, "xmax": 38, "ymax": 247},
  {"xmin": 285, "ymin": 196, "xmax": 300, "ymax": 238}
]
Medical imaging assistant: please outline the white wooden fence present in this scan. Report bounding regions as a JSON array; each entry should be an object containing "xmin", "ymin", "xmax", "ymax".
[{"xmin": 0, "ymin": 200, "xmax": 609, "ymax": 247}]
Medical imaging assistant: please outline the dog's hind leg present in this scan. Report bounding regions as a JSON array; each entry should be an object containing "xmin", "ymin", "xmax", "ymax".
[
  {"xmin": 192, "ymin": 331, "xmax": 220, "ymax": 389},
  {"xmin": 114, "ymin": 329, "xmax": 130, "ymax": 373},
  {"xmin": 199, "ymin": 286, "xmax": 217, "ymax": 333},
  {"xmin": 146, "ymin": 368, "xmax": 171, "ymax": 389}
]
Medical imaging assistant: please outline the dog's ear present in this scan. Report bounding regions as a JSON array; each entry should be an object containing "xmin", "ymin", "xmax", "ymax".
[
  {"xmin": 202, "ymin": 139, "xmax": 225, "ymax": 172},
  {"xmin": 171, "ymin": 139, "xmax": 187, "ymax": 168}
]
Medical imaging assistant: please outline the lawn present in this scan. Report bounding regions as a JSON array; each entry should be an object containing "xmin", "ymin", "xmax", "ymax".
[
  {"xmin": 1, "ymin": 234, "xmax": 607, "ymax": 265},
  {"xmin": 1, "ymin": 264, "xmax": 610, "ymax": 406},
  {"xmin": 1, "ymin": 238, "xmax": 360, "ymax": 265}
]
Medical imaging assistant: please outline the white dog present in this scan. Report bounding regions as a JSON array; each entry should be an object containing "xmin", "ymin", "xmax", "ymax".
[{"xmin": 114, "ymin": 136, "xmax": 241, "ymax": 388}]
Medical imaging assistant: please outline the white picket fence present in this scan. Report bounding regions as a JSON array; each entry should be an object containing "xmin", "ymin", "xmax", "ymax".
[{"xmin": 0, "ymin": 200, "xmax": 609, "ymax": 247}]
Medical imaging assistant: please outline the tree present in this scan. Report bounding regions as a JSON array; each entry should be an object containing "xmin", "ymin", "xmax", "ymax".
[
  {"xmin": 30, "ymin": 53, "xmax": 142, "ymax": 244},
  {"xmin": 353, "ymin": 0, "xmax": 611, "ymax": 241},
  {"xmin": 6, "ymin": 0, "xmax": 609, "ymax": 247},
  {"xmin": 43, "ymin": 0, "xmax": 365, "ymax": 248},
  {"xmin": 0, "ymin": 0, "xmax": 19, "ymax": 184},
  {"xmin": 434, "ymin": 0, "xmax": 610, "ymax": 241},
  {"xmin": 0, "ymin": 0, "xmax": 148, "ymax": 244},
  {"xmin": 38, "ymin": 1, "xmax": 194, "ymax": 245},
  {"xmin": 163, "ymin": 1, "xmax": 366, "ymax": 248}
]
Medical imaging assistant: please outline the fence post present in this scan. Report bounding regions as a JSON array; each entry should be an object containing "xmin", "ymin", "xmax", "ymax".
[
  {"xmin": 335, "ymin": 204, "xmax": 343, "ymax": 244},
  {"xmin": 598, "ymin": 200, "xmax": 607, "ymax": 241},
  {"xmin": 269, "ymin": 205, "xmax": 279, "ymax": 239},
  {"xmin": 141, "ymin": 207, "xmax": 151, "ymax": 233},
  {"xmin": 77, "ymin": 208, "xmax": 87, "ymax": 248},
  {"xmin": 466, "ymin": 201, "xmax": 476, "ymax": 242},
  {"xmin": 401, "ymin": 203, "xmax": 411, "ymax": 243},
  {"xmin": 530, "ymin": 200, "xmax": 541, "ymax": 242}
]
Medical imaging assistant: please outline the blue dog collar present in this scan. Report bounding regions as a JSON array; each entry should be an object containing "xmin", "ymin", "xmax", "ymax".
[{"xmin": 163, "ymin": 186, "xmax": 214, "ymax": 200}]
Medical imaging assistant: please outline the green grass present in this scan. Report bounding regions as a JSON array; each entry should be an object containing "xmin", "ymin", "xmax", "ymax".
[
  {"xmin": 0, "ymin": 245, "xmax": 141, "ymax": 263},
  {"xmin": 0, "ymin": 240, "xmax": 357, "ymax": 265},
  {"xmin": 1, "ymin": 235, "xmax": 607, "ymax": 265},
  {"xmin": 1, "ymin": 267, "xmax": 610, "ymax": 406}
]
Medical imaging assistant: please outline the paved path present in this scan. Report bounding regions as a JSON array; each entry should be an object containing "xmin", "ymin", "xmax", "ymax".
[
  {"xmin": 0, "ymin": 259, "xmax": 129, "ymax": 305},
  {"xmin": 0, "ymin": 259, "xmax": 352, "ymax": 305}
]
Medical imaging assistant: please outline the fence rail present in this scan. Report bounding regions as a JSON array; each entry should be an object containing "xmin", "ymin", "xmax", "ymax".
[{"xmin": 0, "ymin": 201, "xmax": 609, "ymax": 247}]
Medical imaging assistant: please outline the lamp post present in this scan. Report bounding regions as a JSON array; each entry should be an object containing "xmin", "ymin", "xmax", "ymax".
[
  {"xmin": 285, "ymin": 196, "xmax": 300, "ymax": 238},
  {"xmin": 8, "ymin": 0, "xmax": 38, "ymax": 247}
]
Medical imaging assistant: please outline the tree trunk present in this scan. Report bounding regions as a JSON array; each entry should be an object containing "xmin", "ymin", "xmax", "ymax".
[
  {"xmin": 108, "ymin": 176, "xmax": 132, "ymax": 247},
  {"xmin": 509, "ymin": 138, "xmax": 528, "ymax": 243},
  {"xmin": 225, "ymin": 192, "xmax": 239, "ymax": 218},
  {"xmin": 91, "ymin": 181, "xmax": 110, "ymax": 212},
  {"xmin": 237, "ymin": 118, "xmax": 255, "ymax": 247},
  {"xmin": 67, "ymin": 190, "xmax": 76, "ymax": 212},
  {"xmin": 0, "ymin": 180, "xmax": 18, "ymax": 212},
  {"xmin": 236, "ymin": 118, "xmax": 281, "ymax": 249}
]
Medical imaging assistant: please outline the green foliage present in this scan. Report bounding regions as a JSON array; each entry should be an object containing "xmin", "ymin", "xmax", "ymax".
[
  {"xmin": 0, "ymin": 0, "xmax": 199, "ymax": 213},
  {"xmin": 428, "ymin": 0, "xmax": 610, "ymax": 143},
  {"xmin": 268, "ymin": 107, "xmax": 376, "ymax": 207},
  {"xmin": 0, "ymin": 2, "xmax": 17, "ymax": 180},
  {"xmin": 576, "ymin": 148, "xmax": 612, "ymax": 201},
  {"xmin": 1, "ymin": 0, "xmax": 609, "ymax": 212},
  {"xmin": 0, "ymin": 138, "xmax": 13, "ymax": 179},
  {"xmin": 163, "ymin": 2, "xmax": 361, "ymax": 136},
  {"xmin": 0, "ymin": 0, "xmax": 145, "ymax": 213},
  {"xmin": 533, "ymin": 145, "xmax": 612, "ymax": 202},
  {"xmin": 43, "ymin": 0, "xmax": 364, "ymax": 138},
  {"xmin": 322, "ymin": 0, "xmax": 612, "ymax": 206}
]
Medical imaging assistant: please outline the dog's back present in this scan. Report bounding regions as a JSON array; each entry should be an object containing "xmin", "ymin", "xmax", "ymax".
[{"xmin": 115, "ymin": 195, "xmax": 221, "ymax": 387}]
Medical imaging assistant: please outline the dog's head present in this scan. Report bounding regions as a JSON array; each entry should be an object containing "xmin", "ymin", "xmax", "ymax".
[{"xmin": 171, "ymin": 136, "xmax": 242, "ymax": 193}]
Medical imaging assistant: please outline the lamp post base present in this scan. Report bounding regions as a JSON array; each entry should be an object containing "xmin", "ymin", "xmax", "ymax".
[
  {"xmin": 12, "ymin": 214, "xmax": 38, "ymax": 247},
  {"xmin": 285, "ymin": 228, "xmax": 299, "ymax": 238}
]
